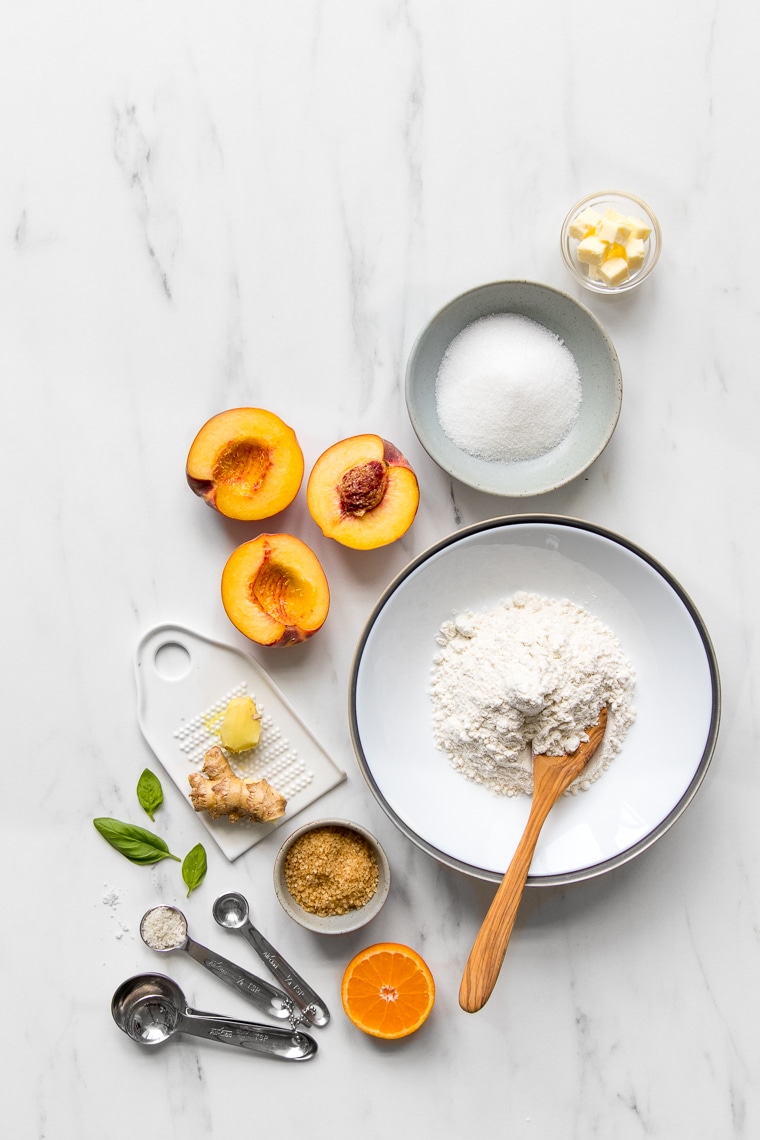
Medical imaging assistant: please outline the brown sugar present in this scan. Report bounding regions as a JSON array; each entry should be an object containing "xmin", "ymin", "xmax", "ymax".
[{"xmin": 284, "ymin": 825, "xmax": 379, "ymax": 916}]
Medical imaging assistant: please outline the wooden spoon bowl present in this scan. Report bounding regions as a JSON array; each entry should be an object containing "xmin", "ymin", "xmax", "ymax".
[{"xmin": 459, "ymin": 708, "xmax": 608, "ymax": 1013}]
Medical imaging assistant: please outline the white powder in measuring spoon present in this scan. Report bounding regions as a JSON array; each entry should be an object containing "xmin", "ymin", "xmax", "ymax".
[
  {"xmin": 431, "ymin": 592, "xmax": 635, "ymax": 796},
  {"xmin": 435, "ymin": 313, "xmax": 582, "ymax": 462},
  {"xmin": 140, "ymin": 906, "xmax": 187, "ymax": 950}
]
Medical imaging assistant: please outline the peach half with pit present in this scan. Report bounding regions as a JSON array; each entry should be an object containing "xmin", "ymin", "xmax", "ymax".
[
  {"xmin": 221, "ymin": 534, "xmax": 330, "ymax": 647},
  {"xmin": 306, "ymin": 434, "xmax": 420, "ymax": 550},
  {"xmin": 186, "ymin": 408, "xmax": 304, "ymax": 521}
]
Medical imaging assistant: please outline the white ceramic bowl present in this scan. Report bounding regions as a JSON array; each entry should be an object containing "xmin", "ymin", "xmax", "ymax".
[
  {"xmin": 273, "ymin": 818, "xmax": 390, "ymax": 934},
  {"xmin": 349, "ymin": 516, "xmax": 720, "ymax": 887},
  {"xmin": 560, "ymin": 190, "xmax": 661, "ymax": 295},
  {"xmin": 405, "ymin": 280, "xmax": 622, "ymax": 497}
]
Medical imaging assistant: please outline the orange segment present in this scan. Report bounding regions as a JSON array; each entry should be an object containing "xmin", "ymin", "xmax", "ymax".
[{"xmin": 341, "ymin": 943, "xmax": 435, "ymax": 1039}]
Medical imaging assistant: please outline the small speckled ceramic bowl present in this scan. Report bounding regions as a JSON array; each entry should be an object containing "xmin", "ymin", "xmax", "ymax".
[
  {"xmin": 273, "ymin": 818, "xmax": 390, "ymax": 935},
  {"xmin": 560, "ymin": 190, "xmax": 661, "ymax": 295},
  {"xmin": 405, "ymin": 280, "xmax": 622, "ymax": 497}
]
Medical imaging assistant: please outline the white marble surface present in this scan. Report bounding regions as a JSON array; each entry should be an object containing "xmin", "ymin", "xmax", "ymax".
[{"xmin": 3, "ymin": 2, "xmax": 758, "ymax": 1136}]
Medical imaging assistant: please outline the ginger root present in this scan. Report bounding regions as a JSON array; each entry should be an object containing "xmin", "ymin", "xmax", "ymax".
[{"xmin": 188, "ymin": 746, "xmax": 287, "ymax": 823}]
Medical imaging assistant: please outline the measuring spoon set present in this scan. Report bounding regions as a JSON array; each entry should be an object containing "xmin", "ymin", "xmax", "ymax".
[{"xmin": 111, "ymin": 892, "xmax": 328, "ymax": 1062}]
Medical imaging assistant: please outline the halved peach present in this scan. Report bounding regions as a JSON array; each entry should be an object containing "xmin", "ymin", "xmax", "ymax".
[
  {"xmin": 221, "ymin": 534, "xmax": 330, "ymax": 647},
  {"xmin": 186, "ymin": 408, "xmax": 304, "ymax": 521},
  {"xmin": 306, "ymin": 434, "xmax": 419, "ymax": 550}
]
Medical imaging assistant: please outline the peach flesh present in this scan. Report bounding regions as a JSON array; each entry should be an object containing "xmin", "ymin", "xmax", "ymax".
[
  {"xmin": 307, "ymin": 435, "xmax": 419, "ymax": 550},
  {"xmin": 186, "ymin": 408, "xmax": 304, "ymax": 521},
  {"xmin": 214, "ymin": 440, "xmax": 270, "ymax": 491},
  {"xmin": 221, "ymin": 534, "xmax": 329, "ymax": 647}
]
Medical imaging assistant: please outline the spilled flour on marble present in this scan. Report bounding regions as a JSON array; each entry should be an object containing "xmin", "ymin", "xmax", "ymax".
[
  {"xmin": 101, "ymin": 884, "xmax": 131, "ymax": 939},
  {"xmin": 431, "ymin": 592, "xmax": 636, "ymax": 796}
]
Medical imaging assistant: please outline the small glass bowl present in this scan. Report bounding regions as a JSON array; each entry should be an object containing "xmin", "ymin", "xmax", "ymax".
[
  {"xmin": 560, "ymin": 190, "xmax": 661, "ymax": 295},
  {"xmin": 273, "ymin": 818, "xmax": 390, "ymax": 935}
]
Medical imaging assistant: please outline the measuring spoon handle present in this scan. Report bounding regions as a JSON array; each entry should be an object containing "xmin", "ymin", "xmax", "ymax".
[
  {"xmin": 181, "ymin": 1009, "xmax": 317, "ymax": 1061},
  {"xmin": 243, "ymin": 922, "xmax": 330, "ymax": 1027},
  {"xmin": 183, "ymin": 937, "xmax": 295, "ymax": 1022}
]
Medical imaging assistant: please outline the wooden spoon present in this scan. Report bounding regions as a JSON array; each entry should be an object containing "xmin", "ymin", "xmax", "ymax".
[{"xmin": 459, "ymin": 707, "xmax": 608, "ymax": 1013}]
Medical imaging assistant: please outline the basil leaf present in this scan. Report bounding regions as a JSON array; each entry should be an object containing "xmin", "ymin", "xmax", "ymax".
[
  {"xmin": 93, "ymin": 817, "xmax": 180, "ymax": 865},
  {"xmin": 182, "ymin": 843, "xmax": 208, "ymax": 897},
  {"xmin": 136, "ymin": 768, "xmax": 164, "ymax": 821}
]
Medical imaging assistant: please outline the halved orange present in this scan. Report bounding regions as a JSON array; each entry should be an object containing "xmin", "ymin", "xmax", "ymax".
[{"xmin": 341, "ymin": 942, "xmax": 435, "ymax": 1039}]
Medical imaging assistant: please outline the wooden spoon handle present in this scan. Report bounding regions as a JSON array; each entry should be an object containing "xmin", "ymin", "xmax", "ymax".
[
  {"xmin": 458, "ymin": 793, "xmax": 555, "ymax": 1013},
  {"xmin": 459, "ymin": 709, "xmax": 608, "ymax": 1013}
]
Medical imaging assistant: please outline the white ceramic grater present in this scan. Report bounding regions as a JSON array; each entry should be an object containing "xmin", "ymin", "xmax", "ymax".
[{"xmin": 134, "ymin": 623, "xmax": 346, "ymax": 860}]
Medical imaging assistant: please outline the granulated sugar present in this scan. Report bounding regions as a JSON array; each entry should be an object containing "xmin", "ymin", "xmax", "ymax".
[
  {"xmin": 431, "ymin": 592, "xmax": 635, "ymax": 796},
  {"xmin": 434, "ymin": 313, "xmax": 582, "ymax": 462}
]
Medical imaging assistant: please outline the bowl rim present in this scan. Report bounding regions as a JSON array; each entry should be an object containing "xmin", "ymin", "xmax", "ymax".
[
  {"xmin": 405, "ymin": 279, "xmax": 622, "ymax": 496},
  {"xmin": 348, "ymin": 513, "xmax": 721, "ymax": 888},
  {"xmin": 560, "ymin": 189, "xmax": 662, "ymax": 294},
  {"xmin": 273, "ymin": 817, "xmax": 391, "ymax": 934}
]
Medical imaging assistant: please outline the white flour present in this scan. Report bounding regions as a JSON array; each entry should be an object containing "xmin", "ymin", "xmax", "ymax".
[
  {"xmin": 101, "ymin": 884, "xmax": 130, "ymax": 940},
  {"xmin": 431, "ymin": 592, "xmax": 635, "ymax": 796}
]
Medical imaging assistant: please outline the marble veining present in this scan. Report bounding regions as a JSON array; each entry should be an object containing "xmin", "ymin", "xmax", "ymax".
[{"xmin": 2, "ymin": 1, "xmax": 760, "ymax": 1137}]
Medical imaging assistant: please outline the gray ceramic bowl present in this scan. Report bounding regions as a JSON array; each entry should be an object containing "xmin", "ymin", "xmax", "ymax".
[
  {"xmin": 273, "ymin": 818, "xmax": 390, "ymax": 935},
  {"xmin": 405, "ymin": 280, "xmax": 622, "ymax": 497}
]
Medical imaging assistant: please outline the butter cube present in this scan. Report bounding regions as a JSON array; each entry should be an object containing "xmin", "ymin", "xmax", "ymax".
[
  {"xmin": 587, "ymin": 263, "xmax": 605, "ymax": 282},
  {"xmin": 625, "ymin": 237, "xmax": 646, "ymax": 271},
  {"xmin": 615, "ymin": 217, "xmax": 633, "ymax": 242},
  {"xmin": 569, "ymin": 206, "xmax": 602, "ymax": 240},
  {"xmin": 626, "ymin": 214, "xmax": 651, "ymax": 240},
  {"xmin": 604, "ymin": 242, "xmax": 627, "ymax": 262},
  {"xmin": 597, "ymin": 209, "xmax": 634, "ymax": 244},
  {"xmin": 599, "ymin": 256, "xmax": 630, "ymax": 286},
  {"xmin": 576, "ymin": 235, "xmax": 607, "ymax": 265}
]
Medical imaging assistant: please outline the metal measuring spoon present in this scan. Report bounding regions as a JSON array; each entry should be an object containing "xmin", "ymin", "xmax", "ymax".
[
  {"xmin": 111, "ymin": 973, "xmax": 317, "ymax": 1061},
  {"xmin": 140, "ymin": 906, "xmax": 296, "ymax": 1025},
  {"xmin": 213, "ymin": 891, "xmax": 330, "ymax": 1027}
]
